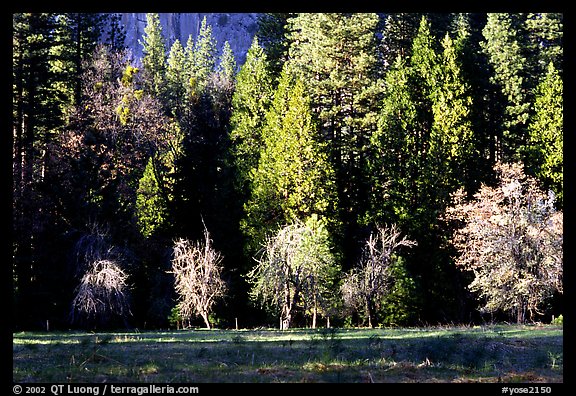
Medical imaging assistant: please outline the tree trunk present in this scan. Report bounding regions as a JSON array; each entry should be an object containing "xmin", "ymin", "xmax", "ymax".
[
  {"xmin": 312, "ymin": 295, "xmax": 317, "ymax": 329},
  {"xmin": 312, "ymin": 310, "xmax": 317, "ymax": 329},
  {"xmin": 201, "ymin": 312, "xmax": 211, "ymax": 329},
  {"xmin": 366, "ymin": 298, "xmax": 375, "ymax": 328},
  {"xmin": 280, "ymin": 298, "xmax": 292, "ymax": 330},
  {"xmin": 281, "ymin": 283, "xmax": 295, "ymax": 330},
  {"xmin": 280, "ymin": 312, "xmax": 291, "ymax": 331}
]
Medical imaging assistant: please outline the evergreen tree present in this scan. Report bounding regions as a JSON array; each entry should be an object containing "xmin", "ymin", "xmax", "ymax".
[
  {"xmin": 428, "ymin": 33, "xmax": 475, "ymax": 198},
  {"xmin": 13, "ymin": 12, "xmax": 64, "ymax": 328},
  {"xmin": 170, "ymin": 17, "xmax": 235, "ymax": 252},
  {"xmin": 287, "ymin": 13, "xmax": 382, "ymax": 267},
  {"xmin": 165, "ymin": 39, "xmax": 187, "ymax": 118},
  {"xmin": 525, "ymin": 13, "xmax": 563, "ymax": 75},
  {"xmin": 189, "ymin": 16, "xmax": 217, "ymax": 94},
  {"xmin": 136, "ymin": 157, "xmax": 170, "ymax": 238},
  {"xmin": 381, "ymin": 13, "xmax": 457, "ymax": 71},
  {"xmin": 482, "ymin": 13, "xmax": 532, "ymax": 162},
  {"xmin": 525, "ymin": 62, "xmax": 563, "ymax": 206},
  {"xmin": 103, "ymin": 13, "xmax": 127, "ymax": 52},
  {"xmin": 370, "ymin": 17, "xmax": 442, "ymax": 228},
  {"xmin": 381, "ymin": 13, "xmax": 423, "ymax": 69},
  {"xmin": 450, "ymin": 13, "xmax": 499, "ymax": 187},
  {"xmin": 370, "ymin": 17, "xmax": 476, "ymax": 323},
  {"xmin": 53, "ymin": 13, "xmax": 107, "ymax": 107},
  {"xmin": 256, "ymin": 13, "xmax": 293, "ymax": 77},
  {"xmin": 211, "ymin": 41, "xmax": 236, "ymax": 122},
  {"xmin": 217, "ymin": 41, "xmax": 237, "ymax": 84},
  {"xmin": 481, "ymin": 13, "xmax": 562, "ymax": 165},
  {"xmin": 229, "ymin": 37, "xmax": 274, "ymax": 195},
  {"xmin": 13, "ymin": 11, "xmax": 564, "ymax": 329},
  {"xmin": 242, "ymin": 66, "xmax": 338, "ymax": 254},
  {"xmin": 140, "ymin": 13, "xmax": 166, "ymax": 99},
  {"xmin": 369, "ymin": 55, "xmax": 416, "ymax": 225}
]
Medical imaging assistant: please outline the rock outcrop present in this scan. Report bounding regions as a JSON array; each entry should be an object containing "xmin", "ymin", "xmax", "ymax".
[{"xmin": 119, "ymin": 13, "xmax": 260, "ymax": 66}]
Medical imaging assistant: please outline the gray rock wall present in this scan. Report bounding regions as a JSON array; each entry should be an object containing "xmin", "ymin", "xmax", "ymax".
[{"xmin": 119, "ymin": 13, "xmax": 260, "ymax": 66}]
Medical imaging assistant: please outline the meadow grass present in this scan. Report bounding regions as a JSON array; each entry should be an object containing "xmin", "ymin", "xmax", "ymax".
[{"xmin": 13, "ymin": 324, "xmax": 562, "ymax": 383}]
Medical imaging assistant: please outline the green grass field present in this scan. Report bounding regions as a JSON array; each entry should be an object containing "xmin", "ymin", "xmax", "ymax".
[{"xmin": 13, "ymin": 324, "xmax": 562, "ymax": 383}]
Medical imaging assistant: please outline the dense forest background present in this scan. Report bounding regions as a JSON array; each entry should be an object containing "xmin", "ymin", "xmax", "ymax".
[{"xmin": 12, "ymin": 12, "xmax": 563, "ymax": 330}]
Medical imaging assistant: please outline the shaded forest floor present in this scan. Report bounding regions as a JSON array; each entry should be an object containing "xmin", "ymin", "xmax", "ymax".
[{"xmin": 13, "ymin": 325, "xmax": 562, "ymax": 383}]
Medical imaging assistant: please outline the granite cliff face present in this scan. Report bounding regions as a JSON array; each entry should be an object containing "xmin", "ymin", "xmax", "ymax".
[{"xmin": 119, "ymin": 13, "xmax": 260, "ymax": 66}]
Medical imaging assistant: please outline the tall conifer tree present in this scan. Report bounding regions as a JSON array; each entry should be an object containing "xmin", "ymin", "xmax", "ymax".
[
  {"xmin": 189, "ymin": 16, "xmax": 217, "ymax": 94},
  {"xmin": 166, "ymin": 39, "xmax": 187, "ymax": 118},
  {"xmin": 140, "ymin": 13, "xmax": 166, "ymax": 99},
  {"xmin": 482, "ymin": 13, "xmax": 531, "ymax": 162},
  {"xmin": 13, "ymin": 12, "xmax": 63, "ymax": 328},
  {"xmin": 54, "ymin": 13, "xmax": 107, "ymax": 106},
  {"xmin": 370, "ymin": 17, "xmax": 476, "ymax": 322},
  {"xmin": 229, "ymin": 37, "xmax": 274, "ymax": 194},
  {"xmin": 242, "ymin": 66, "xmax": 338, "ymax": 253},
  {"xmin": 217, "ymin": 41, "xmax": 237, "ymax": 84},
  {"xmin": 526, "ymin": 62, "xmax": 563, "ymax": 206},
  {"xmin": 287, "ymin": 13, "xmax": 381, "ymax": 266}
]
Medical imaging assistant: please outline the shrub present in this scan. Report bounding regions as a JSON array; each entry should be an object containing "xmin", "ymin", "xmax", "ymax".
[{"xmin": 551, "ymin": 314, "xmax": 563, "ymax": 325}]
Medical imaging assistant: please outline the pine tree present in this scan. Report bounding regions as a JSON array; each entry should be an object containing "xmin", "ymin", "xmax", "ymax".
[
  {"xmin": 217, "ymin": 41, "xmax": 236, "ymax": 84},
  {"xmin": 53, "ymin": 13, "xmax": 107, "ymax": 107},
  {"xmin": 13, "ymin": 12, "xmax": 63, "ymax": 328},
  {"xmin": 381, "ymin": 13, "xmax": 457, "ymax": 71},
  {"xmin": 103, "ymin": 13, "xmax": 127, "ymax": 52},
  {"xmin": 242, "ymin": 66, "xmax": 338, "ymax": 253},
  {"xmin": 482, "ymin": 13, "xmax": 532, "ymax": 162},
  {"xmin": 189, "ymin": 16, "xmax": 217, "ymax": 94},
  {"xmin": 428, "ymin": 33, "xmax": 475, "ymax": 196},
  {"xmin": 400, "ymin": 16, "xmax": 438, "ymax": 226},
  {"xmin": 381, "ymin": 13, "xmax": 423, "ymax": 69},
  {"xmin": 525, "ymin": 13, "xmax": 563, "ymax": 75},
  {"xmin": 526, "ymin": 62, "xmax": 563, "ymax": 206},
  {"xmin": 140, "ymin": 13, "xmax": 166, "ymax": 99},
  {"xmin": 369, "ymin": 54, "xmax": 416, "ymax": 225},
  {"xmin": 256, "ymin": 13, "xmax": 293, "ymax": 77},
  {"xmin": 450, "ymin": 13, "xmax": 499, "ymax": 187},
  {"xmin": 136, "ymin": 157, "xmax": 170, "ymax": 238},
  {"xmin": 287, "ymin": 13, "xmax": 382, "ymax": 266},
  {"xmin": 209, "ymin": 41, "xmax": 236, "ymax": 124},
  {"xmin": 370, "ymin": 17, "xmax": 442, "ymax": 227},
  {"xmin": 229, "ymin": 36, "xmax": 274, "ymax": 194},
  {"xmin": 171, "ymin": 17, "xmax": 234, "ymax": 246},
  {"xmin": 166, "ymin": 39, "xmax": 187, "ymax": 118},
  {"xmin": 370, "ymin": 17, "xmax": 476, "ymax": 323}
]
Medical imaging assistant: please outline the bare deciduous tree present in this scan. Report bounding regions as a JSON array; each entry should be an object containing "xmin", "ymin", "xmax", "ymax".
[
  {"xmin": 443, "ymin": 162, "xmax": 563, "ymax": 323},
  {"xmin": 71, "ymin": 259, "xmax": 130, "ymax": 323},
  {"xmin": 341, "ymin": 224, "xmax": 417, "ymax": 328},
  {"xmin": 170, "ymin": 227, "xmax": 227, "ymax": 329},
  {"xmin": 70, "ymin": 224, "xmax": 131, "ymax": 327},
  {"xmin": 246, "ymin": 216, "xmax": 338, "ymax": 330}
]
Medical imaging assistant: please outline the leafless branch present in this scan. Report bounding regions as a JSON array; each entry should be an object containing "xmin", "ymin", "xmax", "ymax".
[{"xmin": 170, "ymin": 226, "xmax": 227, "ymax": 329}]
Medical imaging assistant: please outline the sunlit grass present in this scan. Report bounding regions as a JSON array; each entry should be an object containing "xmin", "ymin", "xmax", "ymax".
[{"xmin": 13, "ymin": 324, "xmax": 562, "ymax": 383}]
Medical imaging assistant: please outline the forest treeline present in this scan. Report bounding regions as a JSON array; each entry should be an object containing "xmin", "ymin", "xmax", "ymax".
[{"xmin": 12, "ymin": 13, "xmax": 563, "ymax": 330}]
